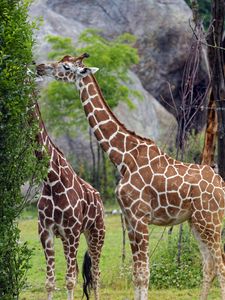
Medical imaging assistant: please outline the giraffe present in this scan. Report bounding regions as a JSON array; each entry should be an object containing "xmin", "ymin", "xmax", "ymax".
[
  {"xmin": 36, "ymin": 54, "xmax": 225, "ymax": 300},
  {"xmin": 33, "ymin": 100, "xmax": 105, "ymax": 300}
]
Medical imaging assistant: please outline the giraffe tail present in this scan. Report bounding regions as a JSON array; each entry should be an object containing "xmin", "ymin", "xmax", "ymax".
[{"xmin": 82, "ymin": 251, "xmax": 93, "ymax": 300}]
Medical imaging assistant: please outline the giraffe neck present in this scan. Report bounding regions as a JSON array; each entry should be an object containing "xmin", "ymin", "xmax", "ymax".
[
  {"xmin": 78, "ymin": 75, "xmax": 154, "ymax": 173},
  {"xmin": 34, "ymin": 102, "xmax": 61, "ymax": 159}
]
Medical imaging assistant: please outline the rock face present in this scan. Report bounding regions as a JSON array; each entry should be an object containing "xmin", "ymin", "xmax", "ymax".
[
  {"xmin": 30, "ymin": 0, "xmax": 207, "ymax": 149},
  {"xmin": 45, "ymin": 0, "xmax": 195, "ymax": 107},
  {"xmin": 114, "ymin": 71, "xmax": 177, "ymax": 144}
]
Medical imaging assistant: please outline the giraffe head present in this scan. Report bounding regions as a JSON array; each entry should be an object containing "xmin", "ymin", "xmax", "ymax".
[{"xmin": 36, "ymin": 53, "xmax": 99, "ymax": 85}]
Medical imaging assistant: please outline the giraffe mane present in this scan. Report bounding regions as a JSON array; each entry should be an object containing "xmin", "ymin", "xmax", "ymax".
[
  {"xmin": 58, "ymin": 55, "xmax": 74, "ymax": 63},
  {"xmin": 59, "ymin": 53, "xmax": 89, "ymax": 64},
  {"xmin": 35, "ymin": 102, "xmax": 64, "ymax": 156},
  {"xmin": 89, "ymin": 74, "xmax": 155, "ymax": 145}
]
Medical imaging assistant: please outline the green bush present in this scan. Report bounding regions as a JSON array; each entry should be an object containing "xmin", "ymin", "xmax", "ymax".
[
  {"xmin": 150, "ymin": 225, "xmax": 202, "ymax": 289},
  {"xmin": 0, "ymin": 1, "xmax": 46, "ymax": 299}
]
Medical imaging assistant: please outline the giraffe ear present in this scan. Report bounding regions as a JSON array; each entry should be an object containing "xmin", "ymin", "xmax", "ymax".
[
  {"xmin": 77, "ymin": 67, "xmax": 99, "ymax": 77},
  {"xmin": 89, "ymin": 67, "xmax": 99, "ymax": 74}
]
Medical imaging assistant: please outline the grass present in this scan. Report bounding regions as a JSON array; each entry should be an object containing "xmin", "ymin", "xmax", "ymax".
[{"xmin": 19, "ymin": 206, "xmax": 221, "ymax": 300}]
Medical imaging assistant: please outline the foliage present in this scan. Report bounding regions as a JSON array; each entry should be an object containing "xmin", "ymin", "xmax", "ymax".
[
  {"xmin": 166, "ymin": 130, "xmax": 204, "ymax": 164},
  {"xmin": 182, "ymin": 130, "xmax": 205, "ymax": 163},
  {"xmin": 185, "ymin": 0, "xmax": 211, "ymax": 28},
  {"xmin": 150, "ymin": 225, "xmax": 202, "ymax": 289},
  {"xmin": 0, "ymin": 1, "xmax": 47, "ymax": 299}
]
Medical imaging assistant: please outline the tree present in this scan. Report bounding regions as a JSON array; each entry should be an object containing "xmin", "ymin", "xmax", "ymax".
[
  {"xmin": 206, "ymin": 0, "xmax": 225, "ymax": 180},
  {"xmin": 188, "ymin": 0, "xmax": 225, "ymax": 177},
  {"xmin": 185, "ymin": 0, "xmax": 211, "ymax": 27},
  {"xmin": 201, "ymin": 92, "xmax": 218, "ymax": 166},
  {"xmin": 0, "ymin": 1, "xmax": 46, "ymax": 299},
  {"xmin": 40, "ymin": 29, "xmax": 139, "ymax": 200}
]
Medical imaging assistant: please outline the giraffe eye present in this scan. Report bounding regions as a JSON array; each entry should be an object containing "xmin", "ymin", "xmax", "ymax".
[
  {"xmin": 80, "ymin": 67, "xmax": 88, "ymax": 74},
  {"xmin": 63, "ymin": 64, "xmax": 70, "ymax": 70}
]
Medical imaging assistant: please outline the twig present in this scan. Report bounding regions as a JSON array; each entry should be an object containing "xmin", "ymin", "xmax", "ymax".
[
  {"xmin": 120, "ymin": 213, "xmax": 126, "ymax": 264},
  {"xmin": 149, "ymin": 227, "xmax": 166, "ymax": 259}
]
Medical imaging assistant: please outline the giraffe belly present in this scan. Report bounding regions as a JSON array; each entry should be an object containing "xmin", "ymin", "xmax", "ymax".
[{"xmin": 150, "ymin": 206, "xmax": 192, "ymax": 226}]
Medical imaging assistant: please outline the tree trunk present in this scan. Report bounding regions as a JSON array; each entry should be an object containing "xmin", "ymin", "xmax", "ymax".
[
  {"xmin": 96, "ymin": 143, "xmax": 101, "ymax": 192},
  {"xmin": 89, "ymin": 128, "xmax": 96, "ymax": 187},
  {"xmin": 177, "ymin": 223, "xmax": 183, "ymax": 266},
  {"xmin": 201, "ymin": 90, "xmax": 218, "ymax": 166},
  {"xmin": 207, "ymin": 0, "xmax": 225, "ymax": 179},
  {"xmin": 101, "ymin": 149, "xmax": 107, "ymax": 198}
]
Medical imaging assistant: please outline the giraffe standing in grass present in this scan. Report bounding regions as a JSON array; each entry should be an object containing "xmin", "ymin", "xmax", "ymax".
[
  {"xmin": 37, "ymin": 54, "xmax": 225, "ymax": 300},
  {"xmin": 33, "ymin": 101, "xmax": 105, "ymax": 300}
]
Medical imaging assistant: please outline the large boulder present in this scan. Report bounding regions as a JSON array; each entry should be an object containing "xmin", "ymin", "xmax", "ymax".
[{"xmin": 114, "ymin": 71, "xmax": 177, "ymax": 145}]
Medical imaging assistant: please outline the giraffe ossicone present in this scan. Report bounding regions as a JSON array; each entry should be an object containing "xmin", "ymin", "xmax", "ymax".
[
  {"xmin": 36, "ymin": 54, "xmax": 225, "ymax": 300},
  {"xmin": 34, "ymin": 101, "xmax": 105, "ymax": 300}
]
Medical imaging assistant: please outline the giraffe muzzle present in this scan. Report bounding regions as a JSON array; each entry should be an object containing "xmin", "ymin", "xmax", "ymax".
[
  {"xmin": 36, "ymin": 64, "xmax": 53, "ymax": 76},
  {"xmin": 36, "ymin": 64, "xmax": 47, "ymax": 76}
]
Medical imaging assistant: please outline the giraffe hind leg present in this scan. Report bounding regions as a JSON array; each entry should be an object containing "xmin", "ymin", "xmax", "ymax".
[
  {"xmin": 191, "ymin": 218, "xmax": 225, "ymax": 300},
  {"xmin": 191, "ymin": 224, "xmax": 216, "ymax": 300}
]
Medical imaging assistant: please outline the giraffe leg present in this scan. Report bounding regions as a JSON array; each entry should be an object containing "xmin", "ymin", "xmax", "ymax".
[
  {"xmin": 191, "ymin": 215, "xmax": 225, "ymax": 300},
  {"xmin": 39, "ymin": 224, "xmax": 55, "ymax": 300},
  {"xmin": 191, "ymin": 224, "xmax": 216, "ymax": 300},
  {"xmin": 214, "ymin": 250, "xmax": 225, "ymax": 300},
  {"xmin": 85, "ymin": 217, "xmax": 105, "ymax": 300},
  {"xmin": 62, "ymin": 232, "xmax": 80, "ymax": 300},
  {"xmin": 126, "ymin": 220, "xmax": 149, "ymax": 300}
]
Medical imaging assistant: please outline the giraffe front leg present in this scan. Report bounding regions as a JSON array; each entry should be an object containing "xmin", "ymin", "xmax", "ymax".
[
  {"xmin": 62, "ymin": 232, "xmax": 81, "ymax": 300},
  {"xmin": 127, "ymin": 221, "xmax": 149, "ymax": 300},
  {"xmin": 39, "ymin": 225, "xmax": 55, "ymax": 300}
]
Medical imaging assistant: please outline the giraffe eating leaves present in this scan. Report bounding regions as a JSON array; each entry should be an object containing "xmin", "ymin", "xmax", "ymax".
[
  {"xmin": 37, "ymin": 54, "xmax": 225, "ymax": 300},
  {"xmin": 33, "ymin": 101, "xmax": 105, "ymax": 300}
]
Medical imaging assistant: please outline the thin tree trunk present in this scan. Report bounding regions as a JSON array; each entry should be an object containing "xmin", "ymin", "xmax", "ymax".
[
  {"xmin": 176, "ymin": 1, "xmax": 207, "ymax": 263},
  {"xmin": 121, "ymin": 213, "xmax": 126, "ymax": 264},
  {"xmin": 207, "ymin": 0, "xmax": 225, "ymax": 179},
  {"xmin": 101, "ymin": 149, "xmax": 107, "ymax": 198},
  {"xmin": 177, "ymin": 223, "xmax": 183, "ymax": 265},
  {"xmin": 201, "ymin": 90, "xmax": 218, "ymax": 166},
  {"xmin": 89, "ymin": 128, "xmax": 96, "ymax": 187},
  {"xmin": 96, "ymin": 143, "xmax": 101, "ymax": 192}
]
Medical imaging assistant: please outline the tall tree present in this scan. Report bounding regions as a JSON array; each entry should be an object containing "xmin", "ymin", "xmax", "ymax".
[
  {"xmin": 206, "ymin": 0, "xmax": 225, "ymax": 179},
  {"xmin": 201, "ymin": 92, "xmax": 218, "ymax": 166},
  {"xmin": 0, "ymin": 1, "xmax": 46, "ymax": 299},
  {"xmin": 185, "ymin": 0, "xmax": 211, "ymax": 27}
]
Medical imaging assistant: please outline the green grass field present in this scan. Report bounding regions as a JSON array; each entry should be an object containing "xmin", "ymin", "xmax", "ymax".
[{"xmin": 19, "ymin": 207, "xmax": 221, "ymax": 300}]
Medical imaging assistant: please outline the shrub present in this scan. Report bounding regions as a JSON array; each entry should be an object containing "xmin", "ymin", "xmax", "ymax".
[
  {"xmin": 0, "ymin": 1, "xmax": 46, "ymax": 299},
  {"xmin": 150, "ymin": 225, "xmax": 202, "ymax": 289}
]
